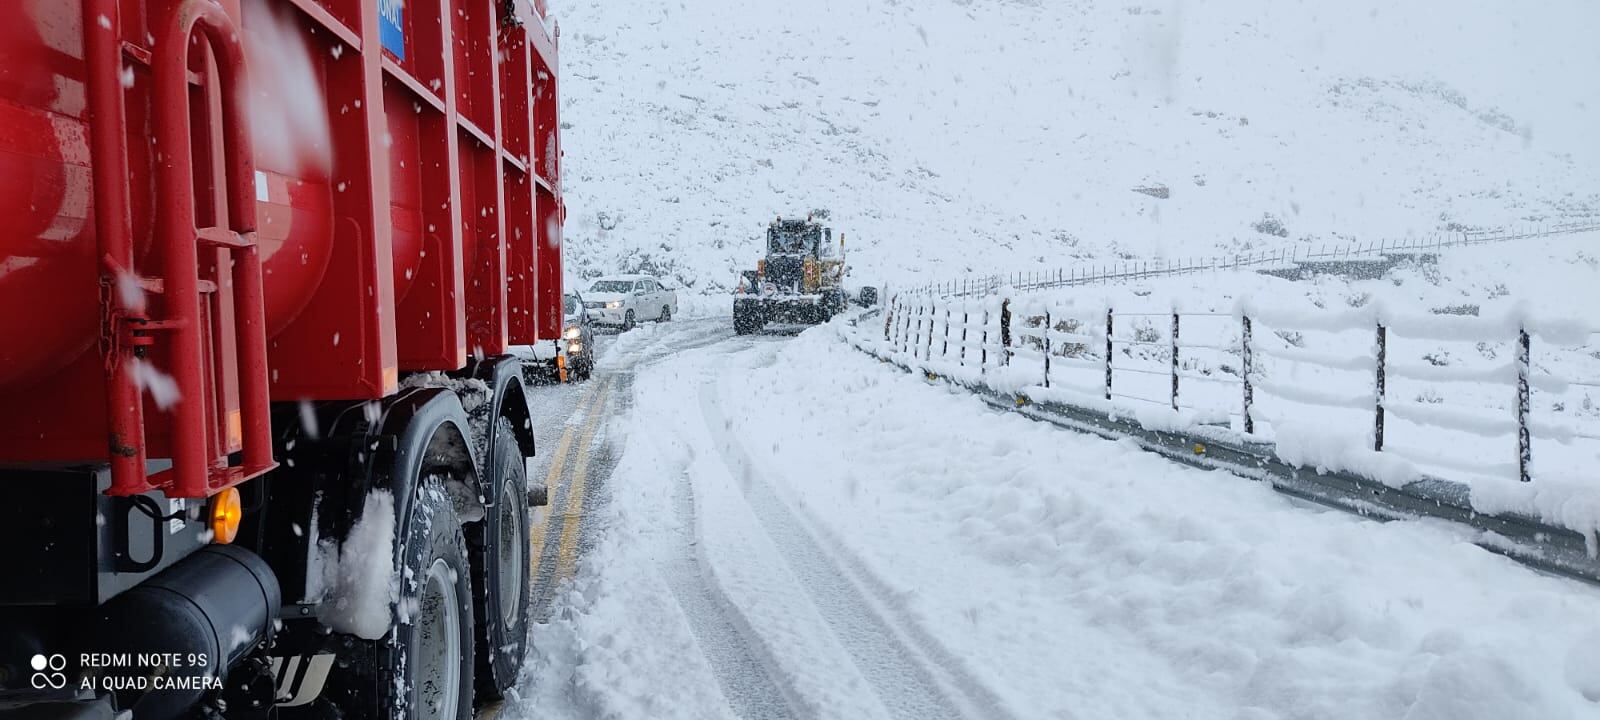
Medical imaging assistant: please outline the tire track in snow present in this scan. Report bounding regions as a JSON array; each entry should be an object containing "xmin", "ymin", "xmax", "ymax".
[
  {"xmin": 530, "ymin": 320, "xmax": 736, "ymax": 623},
  {"xmin": 697, "ymin": 374, "xmax": 1015, "ymax": 720},
  {"xmin": 529, "ymin": 378, "xmax": 608, "ymax": 623},
  {"xmin": 636, "ymin": 336, "xmax": 809, "ymax": 720},
  {"xmin": 661, "ymin": 400, "xmax": 806, "ymax": 720},
  {"xmin": 567, "ymin": 324, "xmax": 804, "ymax": 718}
]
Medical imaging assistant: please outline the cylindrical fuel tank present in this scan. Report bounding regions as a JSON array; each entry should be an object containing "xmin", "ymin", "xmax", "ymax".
[
  {"xmin": 255, "ymin": 168, "xmax": 336, "ymax": 338},
  {"xmin": 0, "ymin": 1, "xmax": 362, "ymax": 393},
  {"xmin": 0, "ymin": 0, "xmax": 103, "ymax": 391}
]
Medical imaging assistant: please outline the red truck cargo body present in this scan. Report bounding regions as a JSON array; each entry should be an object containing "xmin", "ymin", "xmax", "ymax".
[{"xmin": 0, "ymin": 0, "xmax": 563, "ymax": 497}]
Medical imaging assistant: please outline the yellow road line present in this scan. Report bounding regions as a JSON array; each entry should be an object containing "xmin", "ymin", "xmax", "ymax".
[
  {"xmin": 552, "ymin": 378, "xmax": 613, "ymax": 586},
  {"xmin": 530, "ymin": 381, "xmax": 605, "ymax": 576}
]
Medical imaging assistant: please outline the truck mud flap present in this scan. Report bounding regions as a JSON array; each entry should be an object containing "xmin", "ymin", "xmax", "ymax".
[{"xmin": 268, "ymin": 653, "xmax": 336, "ymax": 708}]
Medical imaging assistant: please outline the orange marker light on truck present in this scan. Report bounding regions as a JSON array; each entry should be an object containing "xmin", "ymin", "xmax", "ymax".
[
  {"xmin": 226, "ymin": 410, "xmax": 243, "ymax": 449},
  {"xmin": 210, "ymin": 487, "xmax": 242, "ymax": 544}
]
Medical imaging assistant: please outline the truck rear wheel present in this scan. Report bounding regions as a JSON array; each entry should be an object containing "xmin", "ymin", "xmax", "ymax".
[
  {"xmin": 386, "ymin": 477, "xmax": 476, "ymax": 720},
  {"xmin": 821, "ymin": 290, "xmax": 845, "ymax": 319},
  {"xmin": 734, "ymin": 303, "xmax": 763, "ymax": 335},
  {"xmin": 313, "ymin": 476, "xmax": 476, "ymax": 720},
  {"xmin": 471, "ymin": 418, "xmax": 531, "ymax": 698}
]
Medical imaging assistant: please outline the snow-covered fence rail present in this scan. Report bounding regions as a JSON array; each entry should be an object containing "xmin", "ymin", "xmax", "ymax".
[
  {"xmin": 850, "ymin": 295, "xmax": 1600, "ymax": 583},
  {"xmin": 910, "ymin": 222, "xmax": 1600, "ymax": 298},
  {"xmin": 877, "ymin": 292, "xmax": 1600, "ymax": 486}
]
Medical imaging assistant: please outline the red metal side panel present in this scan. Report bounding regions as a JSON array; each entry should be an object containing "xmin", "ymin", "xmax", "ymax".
[
  {"xmin": 266, "ymin": 0, "xmax": 398, "ymax": 400},
  {"xmin": 390, "ymin": 0, "xmax": 467, "ymax": 371},
  {"xmin": 456, "ymin": 0, "xmax": 507, "ymax": 358},
  {"xmin": 502, "ymin": 25, "xmax": 538, "ymax": 346},
  {"xmin": 532, "ymin": 41, "xmax": 563, "ymax": 339},
  {"xmin": 536, "ymin": 185, "xmax": 562, "ymax": 338}
]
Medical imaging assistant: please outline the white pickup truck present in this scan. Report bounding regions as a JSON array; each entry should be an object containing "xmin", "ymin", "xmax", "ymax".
[{"xmin": 583, "ymin": 275, "xmax": 678, "ymax": 330}]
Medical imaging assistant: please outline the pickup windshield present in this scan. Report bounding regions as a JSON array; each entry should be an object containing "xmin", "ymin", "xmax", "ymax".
[{"xmin": 589, "ymin": 280, "xmax": 635, "ymax": 293}]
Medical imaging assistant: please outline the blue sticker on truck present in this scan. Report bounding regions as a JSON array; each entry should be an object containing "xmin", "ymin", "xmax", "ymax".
[{"xmin": 378, "ymin": 0, "xmax": 406, "ymax": 61}]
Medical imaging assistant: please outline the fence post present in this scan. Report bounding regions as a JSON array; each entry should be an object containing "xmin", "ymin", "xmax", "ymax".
[
  {"xmin": 920, "ymin": 302, "xmax": 931, "ymax": 360},
  {"xmin": 909, "ymin": 301, "xmax": 918, "ymax": 355},
  {"xmin": 902, "ymin": 300, "xmax": 915, "ymax": 353},
  {"xmin": 1170, "ymin": 312, "xmax": 1180, "ymax": 412},
  {"xmin": 902, "ymin": 303, "xmax": 913, "ymax": 353},
  {"xmin": 960, "ymin": 305, "xmax": 969, "ymax": 367},
  {"xmin": 926, "ymin": 301, "xmax": 936, "ymax": 360},
  {"xmin": 1043, "ymin": 309, "xmax": 1052, "ymax": 388},
  {"xmin": 902, "ymin": 304, "xmax": 915, "ymax": 356},
  {"xmin": 1374, "ymin": 323, "xmax": 1387, "ymax": 451},
  {"xmin": 897, "ymin": 301, "xmax": 906, "ymax": 352},
  {"xmin": 942, "ymin": 305, "xmax": 951, "ymax": 358},
  {"xmin": 917, "ymin": 303, "xmax": 926, "ymax": 357},
  {"xmin": 1241, "ymin": 315, "xmax": 1254, "ymax": 434},
  {"xmin": 1104, "ymin": 308, "xmax": 1114, "ymax": 400},
  {"xmin": 1001, "ymin": 299, "xmax": 1013, "ymax": 366},
  {"xmin": 905, "ymin": 301, "xmax": 914, "ymax": 353},
  {"xmin": 884, "ymin": 297, "xmax": 896, "ymax": 342},
  {"xmin": 915, "ymin": 300, "xmax": 926, "ymax": 359},
  {"xmin": 1517, "ymin": 327, "xmax": 1531, "ymax": 482},
  {"xmin": 980, "ymin": 306, "xmax": 989, "ymax": 373},
  {"xmin": 899, "ymin": 301, "xmax": 907, "ymax": 352},
  {"xmin": 902, "ymin": 299, "xmax": 912, "ymax": 350}
]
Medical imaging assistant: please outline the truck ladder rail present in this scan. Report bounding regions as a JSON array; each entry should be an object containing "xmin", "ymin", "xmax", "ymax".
[
  {"xmin": 95, "ymin": 0, "xmax": 276, "ymax": 498},
  {"xmin": 83, "ymin": 0, "xmax": 147, "ymax": 493}
]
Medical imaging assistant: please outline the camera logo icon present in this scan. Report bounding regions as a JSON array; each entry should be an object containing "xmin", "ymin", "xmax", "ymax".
[{"xmin": 30, "ymin": 654, "xmax": 66, "ymax": 690}]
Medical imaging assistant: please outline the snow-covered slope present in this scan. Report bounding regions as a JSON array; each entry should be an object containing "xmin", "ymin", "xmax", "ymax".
[{"xmin": 555, "ymin": 0, "xmax": 1600, "ymax": 293}]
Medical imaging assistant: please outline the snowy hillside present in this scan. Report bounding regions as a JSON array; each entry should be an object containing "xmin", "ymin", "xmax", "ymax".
[{"xmin": 554, "ymin": 0, "xmax": 1600, "ymax": 293}]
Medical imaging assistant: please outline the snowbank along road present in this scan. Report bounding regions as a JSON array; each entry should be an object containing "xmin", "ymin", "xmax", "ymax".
[{"xmin": 491, "ymin": 315, "xmax": 1600, "ymax": 720}]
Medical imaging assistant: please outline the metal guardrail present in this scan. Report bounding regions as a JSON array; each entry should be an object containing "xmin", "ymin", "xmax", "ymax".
[
  {"xmin": 911, "ymin": 222, "xmax": 1600, "ymax": 298},
  {"xmin": 844, "ymin": 292, "xmax": 1600, "ymax": 585}
]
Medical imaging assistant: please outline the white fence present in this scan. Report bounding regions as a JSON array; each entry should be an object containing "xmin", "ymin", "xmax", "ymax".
[{"xmin": 864, "ymin": 292, "xmax": 1600, "ymax": 491}]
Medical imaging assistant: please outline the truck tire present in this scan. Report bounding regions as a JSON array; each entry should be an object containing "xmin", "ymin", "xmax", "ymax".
[
  {"xmin": 734, "ymin": 307, "xmax": 761, "ymax": 335},
  {"xmin": 311, "ymin": 475, "xmax": 477, "ymax": 720},
  {"xmin": 623, "ymin": 309, "xmax": 636, "ymax": 331},
  {"xmin": 823, "ymin": 290, "xmax": 845, "ymax": 318},
  {"xmin": 388, "ymin": 477, "xmax": 477, "ymax": 720},
  {"xmin": 659, "ymin": 305, "xmax": 672, "ymax": 322},
  {"xmin": 470, "ymin": 418, "xmax": 532, "ymax": 698}
]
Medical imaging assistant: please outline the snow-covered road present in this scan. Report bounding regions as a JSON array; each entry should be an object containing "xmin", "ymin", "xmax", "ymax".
[{"xmin": 505, "ymin": 317, "xmax": 1600, "ymax": 720}]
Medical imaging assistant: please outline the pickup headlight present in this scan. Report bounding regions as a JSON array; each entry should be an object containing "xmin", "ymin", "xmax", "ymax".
[
  {"xmin": 563, "ymin": 326, "xmax": 582, "ymax": 340},
  {"xmin": 605, "ymin": 301, "xmax": 622, "ymax": 309}
]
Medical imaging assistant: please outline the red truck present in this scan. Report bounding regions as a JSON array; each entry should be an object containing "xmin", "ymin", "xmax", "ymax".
[{"xmin": 0, "ymin": 1, "xmax": 563, "ymax": 717}]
